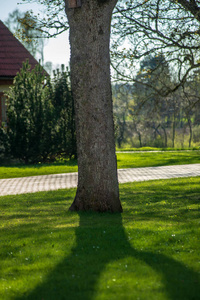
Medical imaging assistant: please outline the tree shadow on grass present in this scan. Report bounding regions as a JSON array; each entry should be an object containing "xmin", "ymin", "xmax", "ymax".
[{"xmin": 16, "ymin": 213, "xmax": 200, "ymax": 300}]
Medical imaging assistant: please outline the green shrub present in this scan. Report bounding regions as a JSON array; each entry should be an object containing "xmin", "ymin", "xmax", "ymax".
[
  {"xmin": 52, "ymin": 66, "xmax": 76, "ymax": 159},
  {"xmin": 0, "ymin": 125, "xmax": 7, "ymax": 162},
  {"xmin": 4, "ymin": 61, "xmax": 76, "ymax": 164},
  {"xmin": 5, "ymin": 61, "xmax": 53, "ymax": 163}
]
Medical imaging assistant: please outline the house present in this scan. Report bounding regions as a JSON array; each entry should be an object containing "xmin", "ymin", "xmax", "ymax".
[{"xmin": 0, "ymin": 20, "xmax": 44, "ymax": 126}]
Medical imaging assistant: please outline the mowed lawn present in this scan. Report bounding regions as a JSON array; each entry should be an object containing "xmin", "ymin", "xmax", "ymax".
[
  {"xmin": 0, "ymin": 150, "xmax": 200, "ymax": 179},
  {"xmin": 0, "ymin": 177, "xmax": 199, "ymax": 300}
]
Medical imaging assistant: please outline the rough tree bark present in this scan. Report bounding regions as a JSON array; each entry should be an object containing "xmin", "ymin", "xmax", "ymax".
[{"xmin": 65, "ymin": 0, "xmax": 122, "ymax": 212}]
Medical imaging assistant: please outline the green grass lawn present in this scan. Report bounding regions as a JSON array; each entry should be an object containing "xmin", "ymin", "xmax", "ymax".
[
  {"xmin": 117, "ymin": 150, "xmax": 200, "ymax": 169},
  {"xmin": 0, "ymin": 150, "xmax": 200, "ymax": 179},
  {"xmin": 0, "ymin": 159, "xmax": 78, "ymax": 179},
  {"xmin": 116, "ymin": 146, "xmax": 200, "ymax": 151},
  {"xmin": 0, "ymin": 177, "xmax": 199, "ymax": 300}
]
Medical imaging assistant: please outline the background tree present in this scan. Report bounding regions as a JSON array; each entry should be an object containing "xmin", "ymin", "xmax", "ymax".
[
  {"xmin": 111, "ymin": 0, "xmax": 200, "ymax": 148},
  {"xmin": 112, "ymin": 83, "xmax": 134, "ymax": 148},
  {"xmin": 5, "ymin": 9, "xmax": 46, "ymax": 63},
  {"xmin": 112, "ymin": 0, "xmax": 200, "ymax": 92}
]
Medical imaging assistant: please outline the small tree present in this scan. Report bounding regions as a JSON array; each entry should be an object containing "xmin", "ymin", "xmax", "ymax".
[{"xmin": 52, "ymin": 66, "xmax": 76, "ymax": 159}]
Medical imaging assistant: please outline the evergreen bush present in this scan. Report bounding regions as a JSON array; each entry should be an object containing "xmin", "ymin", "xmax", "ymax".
[
  {"xmin": 4, "ymin": 60, "xmax": 76, "ymax": 164},
  {"xmin": 52, "ymin": 66, "xmax": 76, "ymax": 159},
  {"xmin": 0, "ymin": 125, "xmax": 8, "ymax": 162}
]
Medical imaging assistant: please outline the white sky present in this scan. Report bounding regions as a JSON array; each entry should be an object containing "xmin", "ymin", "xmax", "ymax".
[{"xmin": 0, "ymin": 0, "xmax": 70, "ymax": 68}]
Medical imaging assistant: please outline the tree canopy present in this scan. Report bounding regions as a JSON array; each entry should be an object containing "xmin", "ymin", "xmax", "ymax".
[{"xmin": 18, "ymin": 0, "xmax": 200, "ymax": 92}]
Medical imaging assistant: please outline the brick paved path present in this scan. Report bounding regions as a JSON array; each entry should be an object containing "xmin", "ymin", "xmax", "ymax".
[{"xmin": 0, "ymin": 164, "xmax": 200, "ymax": 196}]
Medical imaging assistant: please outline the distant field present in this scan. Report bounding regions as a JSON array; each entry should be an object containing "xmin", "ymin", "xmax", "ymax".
[{"xmin": 0, "ymin": 150, "xmax": 200, "ymax": 179}]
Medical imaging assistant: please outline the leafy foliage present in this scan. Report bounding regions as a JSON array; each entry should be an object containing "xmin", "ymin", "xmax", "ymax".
[{"xmin": 5, "ymin": 9, "xmax": 46, "ymax": 63}]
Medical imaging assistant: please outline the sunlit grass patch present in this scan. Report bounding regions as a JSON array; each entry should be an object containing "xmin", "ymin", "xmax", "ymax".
[
  {"xmin": 116, "ymin": 151, "xmax": 200, "ymax": 169},
  {"xmin": 0, "ymin": 178, "xmax": 200, "ymax": 299},
  {"xmin": 0, "ymin": 159, "xmax": 78, "ymax": 179}
]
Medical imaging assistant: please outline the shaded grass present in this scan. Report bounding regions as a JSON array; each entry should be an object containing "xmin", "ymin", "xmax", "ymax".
[
  {"xmin": 0, "ymin": 177, "xmax": 200, "ymax": 299},
  {"xmin": 0, "ymin": 151, "xmax": 200, "ymax": 179}
]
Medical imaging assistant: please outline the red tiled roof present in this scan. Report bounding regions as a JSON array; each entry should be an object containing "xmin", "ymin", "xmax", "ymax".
[{"xmin": 0, "ymin": 20, "xmax": 41, "ymax": 78}]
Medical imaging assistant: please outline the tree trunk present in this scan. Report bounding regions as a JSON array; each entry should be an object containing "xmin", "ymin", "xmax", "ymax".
[
  {"xmin": 187, "ymin": 117, "xmax": 192, "ymax": 148},
  {"xmin": 161, "ymin": 125, "xmax": 168, "ymax": 148},
  {"xmin": 117, "ymin": 114, "xmax": 126, "ymax": 148},
  {"xmin": 172, "ymin": 112, "xmax": 176, "ymax": 148},
  {"xmin": 136, "ymin": 129, "xmax": 142, "ymax": 147},
  {"xmin": 65, "ymin": 0, "xmax": 122, "ymax": 212}
]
